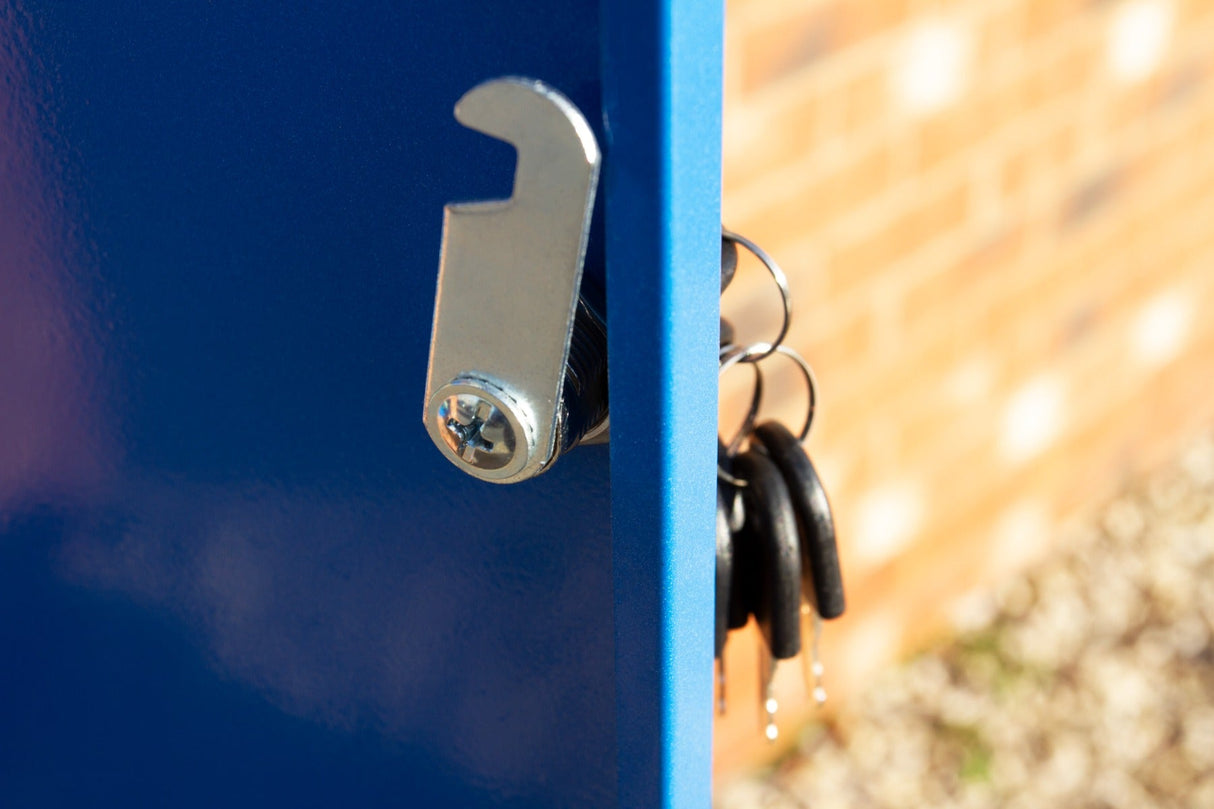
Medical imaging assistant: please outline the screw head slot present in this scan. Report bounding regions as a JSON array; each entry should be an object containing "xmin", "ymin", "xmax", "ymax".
[
  {"xmin": 437, "ymin": 393, "xmax": 516, "ymax": 470},
  {"xmin": 426, "ymin": 376, "xmax": 540, "ymax": 483}
]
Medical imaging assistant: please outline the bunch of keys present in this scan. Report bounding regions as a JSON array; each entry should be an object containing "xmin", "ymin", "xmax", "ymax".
[{"xmin": 716, "ymin": 229, "xmax": 846, "ymax": 742}]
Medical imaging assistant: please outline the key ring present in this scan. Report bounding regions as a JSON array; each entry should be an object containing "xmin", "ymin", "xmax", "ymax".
[
  {"xmin": 722, "ymin": 228, "xmax": 792, "ymax": 362},
  {"xmin": 717, "ymin": 342, "xmax": 818, "ymax": 481},
  {"xmin": 718, "ymin": 355, "xmax": 764, "ymax": 487}
]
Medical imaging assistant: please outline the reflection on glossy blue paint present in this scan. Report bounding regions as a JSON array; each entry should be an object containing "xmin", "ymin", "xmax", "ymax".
[
  {"xmin": 0, "ymin": 3, "xmax": 615, "ymax": 806},
  {"xmin": 0, "ymin": 6, "xmax": 111, "ymax": 510}
]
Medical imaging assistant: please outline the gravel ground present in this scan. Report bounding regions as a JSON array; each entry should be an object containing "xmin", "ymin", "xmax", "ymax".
[{"xmin": 717, "ymin": 433, "xmax": 1214, "ymax": 809}]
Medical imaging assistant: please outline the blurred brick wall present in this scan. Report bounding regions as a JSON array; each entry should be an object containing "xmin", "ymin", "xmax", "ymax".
[{"xmin": 715, "ymin": 0, "xmax": 1214, "ymax": 776}]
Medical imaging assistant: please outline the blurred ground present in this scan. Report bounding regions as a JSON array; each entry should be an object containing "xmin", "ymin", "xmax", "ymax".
[{"xmin": 717, "ymin": 428, "xmax": 1214, "ymax": 809}]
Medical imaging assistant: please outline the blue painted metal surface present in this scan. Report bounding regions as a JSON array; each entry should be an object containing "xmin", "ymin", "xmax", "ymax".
[
  {"xmin": 0, "ymin": 1, "xmax": 721, "ymax": 806},
  {"xmin": 603, "ymin": 0, "xmax": 723, "ymax": 806}
]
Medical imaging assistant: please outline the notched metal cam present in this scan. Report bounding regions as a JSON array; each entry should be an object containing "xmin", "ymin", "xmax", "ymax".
[{"xmin": 423, "ymin": 77, "xmax": 604, "ymax": 484}]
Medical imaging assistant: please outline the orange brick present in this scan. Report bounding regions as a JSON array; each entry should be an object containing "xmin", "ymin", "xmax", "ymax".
[
  {"xmin": 1036, "ymin": 116, "xmax": 1085, "ymax": 185},
  {"xmin": 723, "ymin": 91, "xmax": 823, "ymax": 190},
  {"xmin": 830, "ymin": 0, "xmax": 913, "ymax": 49},
  {"xmin": 914, "ymin": 100, "xmax": 990, "ymax": 172},
  {"xmin": 1103, "ymin": 71, "xmax": 1174, "ymax": 133},
  {"xmin": 1050, "ymin": 327, "xmax": 1214, "ymax": 512},
  {"xmin": 1000, "ymin": 142, "xmax": 1035, "ymax": 201},
  {"xmin": 903, "ymin": 225, "xmax": 1027, "ymax": 339},
  {"xmin": 1121, "ymin": 137, "xmax": 1214, "ymax": 238},
  {"xmin": 792, "ymin": 305, "xmax": 873, "ymax": 380},
  {"xmin": 976, "ymin": 2, "xmax": 1019, "ymax": 62},
  {"xmin": 984, "ymin": 234, "xmax": 1127, "ymax": 362},
  {"xmin": 841, "ymin": 65, "xmax": 890, "ymax": 137},
  {"xmin": 813, "ymin": 141, "xmax": 895, "ymax": 222},
  {"xmin": 1176, "ymin": 0, "xmax": 1214, "ymax": 28},
  {"xmin": 736, "ymin": 0, "xmax": 914, "ymax": 95},
  {"xmin": 1155, "ymin": 59, "xmax": 1211, "ymax": 114},
  {"xmin": 977, "ymin": 62, "xmax": 1031, "ymax": 127},
  {"xmin": 827, "ymin": 178, "xmax": 969, "ymax": 296},
  {"xmin": 1019, "ymin": 0, "xmax": 1094, "ymax": 42},
  {"xmin": 738, "ymin": 5, "xmax": 837, "ymax": 93},
  {"xmin": 730, "ymin": 141, "xmax": 893, "ymax": 250},
  {"xmin": 818, "ymin": 319, "xmax": 970, "ymax": 451},
  {"xmin": 1058, "ymin": 164, "xmax": 1125, "ymax": 230},
  {"xmin": 990, "ymin": 185, "xmax": 1213, "ymax": 391},
  {"xmin": 1024, "ymin": 25, "xmax": 1099, "ymax": 107},
  {"xmin": 1097, "ymin": 20, "xmax": 1214, "ymax": 133}
]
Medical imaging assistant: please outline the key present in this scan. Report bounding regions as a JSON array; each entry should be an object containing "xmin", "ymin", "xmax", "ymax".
[
  {"xmin": 750, "ymin": 421, "xmax": 845, "ymax": 619},
  {"xmin": 731, "ymin": 448, "xmax": 802, "ymax": 660},
  {"xmin": 719, "ymin": 442, "xmax": 753, "ymax": 632},
  {"xmin": 715, "ymin": 487, "xmax": 733, "ymax": 661},
  {"xmin": 731, "ymin": 448, "xmax": 802, "ymax": 740},
  {"xmin": 715, "ymin": 487, "xmax": 733, "ymax": 714},
  {"xmin": 752, "ymin": 420, "xmax": 840, "ymax": 708}
]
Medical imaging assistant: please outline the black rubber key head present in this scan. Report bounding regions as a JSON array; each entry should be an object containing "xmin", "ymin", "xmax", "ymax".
[
  {"xmin": 725, "ymin": 485, "xmax": 753, "ymax": 631},
  {"xmin": 751, "ymin": 421, "xmax": 846, "ymax": 620},
  {"xmin": 715, "ymin": 488, "xmax": 733, "ymax": 659},
  {"xmin": 720, "ymin": 442, "xmax": 753, "ymax": 631},
  {"xmin": 731, "ymin": 449, "xmax": 802, "ymax": 660}
]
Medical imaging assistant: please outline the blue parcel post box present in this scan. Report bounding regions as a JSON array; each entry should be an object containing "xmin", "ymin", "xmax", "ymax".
[{"xmin": 0, "ymin": 2, "xmax": 721, "ymax": 806}]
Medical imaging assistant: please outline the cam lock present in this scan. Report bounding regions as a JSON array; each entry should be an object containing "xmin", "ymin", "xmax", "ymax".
[{"xmin": 423, "ymin": 77, "xmax": 608, "ymax": 484}]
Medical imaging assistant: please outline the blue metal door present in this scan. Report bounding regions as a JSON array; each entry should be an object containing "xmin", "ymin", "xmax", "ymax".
[{"xmin": 0, "ymin": 2, "xmax": 720, "ymax": 806}]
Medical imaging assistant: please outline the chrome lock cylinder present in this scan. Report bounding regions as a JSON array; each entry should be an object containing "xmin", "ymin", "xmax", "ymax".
[{"xmin": 423, "ymin": 77, "xmax": 608, "ymax": 484}]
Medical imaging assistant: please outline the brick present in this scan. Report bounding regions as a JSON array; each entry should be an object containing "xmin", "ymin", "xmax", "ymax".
[
  {"xmin": 1020, "ymin": 25, "xmax": 1099, "ymax": 113},
  {"xmin": 992, "ymin": 110, "xmax": 1085, "ymax": 210},
  {"xmin": 984, "ymin": 236, "xmax": 1128, "ymax": 364},
  {"xmin": 723, "ymin": 93, "xmax": 824, "ymax": 193},
  {"xmin": 1019, "ymin": 0, "xmax": 1094, "ymax": 42},
  {"xmin": 727, "ymin": 0, "xmax": 831, "ymax": 30},
  {"xmin": 735, "ymin": 0, "xmax": 914, "ymax": 95},
  {"xmin": 1096, "ymin": 17, "xmax": 1214, "ymax": 132},
  {"xmin": 1103, "ymin": 72, "xmax": 1174, "ymax": 133},
  {"xmin": 794, "ymin": 305, "xmax": 873, "ymax": 381},
  {"xmin": 817, "ymin": 320, "xmax": 970, "ymax": 453},
  {"xmin": 841, "ymin": 64, "xmax": 890, "ymax": 137},
  {"xmin": 723, "ymin": 25, "xmax": 747, "ymax": 100},
  {"xmin": 1059, "ymin": 164, "xmax": 1124, "ymax": 229},
  {"xmin": 903, "ymin": 225, "xmax": 1027, "ymax": 341},
  {"xmin": 895, "ymin": 382, "xmax": 1002, "ymax": 484},
  {"xmin": 999, "ymin": 139, "xmax": 1036, "ymax": 201},
  {"xmin": 977, "ymin": 2, "xmax": 1024, "ymax": 66},
  {"xmin": 1046, "ymin": 327, "xmax": 1214, "ymax": 514},
  {"xmin": 973, "ymin": 69, "xmax": 1029, "ymax": 136},
  {"xmin": 1175, "ymin": 0, "xmax": 1214, "ymax": 27},
  {"xmin": 1156, "ymin": 59, "xmax": 1210, "ymax": 112},
  {"xmin": 827, "ymin": 178, "xmax": 969, "ymax": 297},
  {"xmin": 728, "ymin": 141, "xmax": 894, "ymax": 252},
  {"xmin": 889, "ymin": 190, "xmax": 1213, "ymax": 473},
  {"xmin": 987, "ymin": 199, "xmax": 1211, "ymax": 409},
  {"xmin": 829, "ymin": 0, "xmax": 913, "ymax": 51},
  {"xmin": 739, "ymin": 5, "xmax": 837, "ymax": 93},
  {"xmin": 913, "ymin": 99, "xmax": 991, "ymax": 172},
  {"xmin": 813, "ymin": 141, "xmax": 895, "ymax": 224}
]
